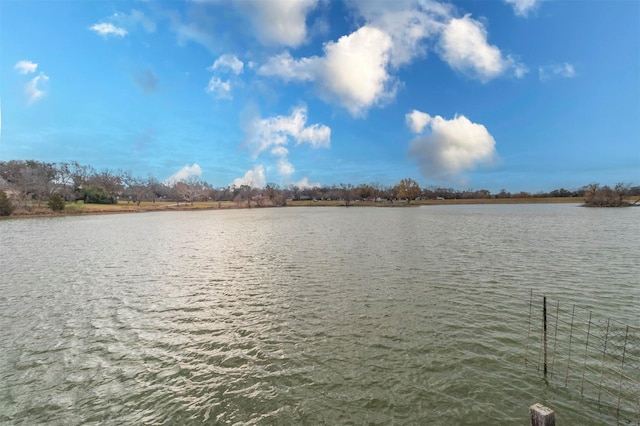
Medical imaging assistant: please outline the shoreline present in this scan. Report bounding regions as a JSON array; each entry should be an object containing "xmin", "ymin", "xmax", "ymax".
[{"xmin": 1, "ymin": 196, "xmax": 619, "ymax": 220}]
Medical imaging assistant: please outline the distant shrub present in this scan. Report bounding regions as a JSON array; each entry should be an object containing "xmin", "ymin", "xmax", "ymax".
[
  {"xmin": 81, "ymin": 185, "xmax": 117, "ymax": 204},
  {"xmin": 0, "ymin": 191, "xmax": 14, "ymax": 216},
  {"xmin": 48, "ymin": 193, "xmax": 66, "ymax": 212},
  {"xmin": 583, "ymin": 183, "xmax": 629, "ymax": 207}
]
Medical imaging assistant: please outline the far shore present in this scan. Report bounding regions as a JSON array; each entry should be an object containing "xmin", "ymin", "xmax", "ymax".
[{"xmin": 4, "ymin": 196, "xmax": 638, "ymax": 220}]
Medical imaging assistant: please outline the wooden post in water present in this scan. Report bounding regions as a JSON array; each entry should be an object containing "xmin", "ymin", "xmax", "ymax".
[
  {"xmin": 543, "ymin": 296, "xmax": 548, "ymax": 376},
  {"xmin": 530, "ymin": 403, "xmax": 555, "ymax": 426}
]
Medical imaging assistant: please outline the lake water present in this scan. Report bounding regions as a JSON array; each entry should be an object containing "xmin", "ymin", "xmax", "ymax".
[{"xmin": 1, "ymin": 204, "xmax": 638, "ymax": 425}]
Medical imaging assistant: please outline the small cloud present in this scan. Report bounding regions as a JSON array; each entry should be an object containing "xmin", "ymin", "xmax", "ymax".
[
  {"xmin": 504, "ymin": 0, "xmax": 539, "ymax": 17},
  {"xmin": 277, "ymin": 158, "xmax": 295, "ymax": 177},
  {"xmin": 245, "ymin": 105, "xmax": 330, "ymax": 158},
  {"xmin": 205, "ymin": 54, "xmax": 244, "ymax": 99},
  {"xmin": 407, "ymin": 110, "xmax": 498, "ymax": 179},
  {"xmin": 209, "ymin": 54, "xmax": 244, "ymax": 75},
  {"xmin": 90, "ymin": 22, "xmax": 128, "ymax": 37},
  {"xmin": 406, "ymin": 109, "xmax": 432, "ymax": 134},
  {"xmin": 25, "ymin": 72, "xmax": 49, "ymax": 104},
  {"xmin": 231, "ymin": 165, "xmax": 266, "ymax": 188},
  {"xmin": 164, "ymin": 163, "xmax": 202, "ymax": 185},
  {"xmin": 135, "ymin": 69, "xmax": 158, "ymax": 94},
  {"xmin": 14, "ymin": 60, "xmax": 38, "ymax": 74},
  {"xmin": 539, "ymin": 63, "xmax": 576, "ymax": 82},
  {"xmin": 243, "ymin": 105, "xmax": 330, "ymax": 180},
  {"xmin": 438, "ymin": 14, "xmax": 526, "ymax": 82},
  {"xmin": 205, "ymin": 77, "xmax": 232, "ymax": 99},
  {"xmin": 295, "ymin": 177, "xmax": 320, "ymax": 189}
]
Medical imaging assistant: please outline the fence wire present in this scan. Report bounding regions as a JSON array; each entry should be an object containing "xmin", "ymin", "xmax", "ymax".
[{"xmin": 525, "ymin": 292, "xmax": 639, "ymax": 424}]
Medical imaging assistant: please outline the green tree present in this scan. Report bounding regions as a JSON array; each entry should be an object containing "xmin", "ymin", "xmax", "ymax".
[
  {"xmin": 82, "ymin": 185, "xmax": 117, "ymax": 204},
  {"xmin": 47, "ymin": 193, "xmax": 66, "ymax": 212},
  {"xmin": 0, "ymin": 191, "xmax": 14, "ymax": 216}
]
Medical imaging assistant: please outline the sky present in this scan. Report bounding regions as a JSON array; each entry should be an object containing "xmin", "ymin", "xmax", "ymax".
[{"xmin": 1, "ymin": 0, "xmax": 639, "ymax": 193}]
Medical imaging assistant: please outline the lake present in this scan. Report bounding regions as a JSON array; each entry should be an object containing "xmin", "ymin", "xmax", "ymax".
[{"xmin": 0, "ymin": 204, "xmax": 638, "ymax": 425}]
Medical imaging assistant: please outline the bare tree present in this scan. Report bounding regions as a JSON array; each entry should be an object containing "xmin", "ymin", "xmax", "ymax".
[
  {"xmin": 174, "ymin": 176, "xmax": 205, "ymax": 205},
  {"xmin": 339, "ymin": 183, "xmax": 354, "ymax": 206},
  {"xmin": 584, "ymin": 182, "xmax": 629, "ymax": 207},
  {"xmin": 395, "ymin": 178, "xmax": 421, "ymax": 204}
]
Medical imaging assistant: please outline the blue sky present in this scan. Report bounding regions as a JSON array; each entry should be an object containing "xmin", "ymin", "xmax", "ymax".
[{"xmin": 1, "ymin": 0, "xmax": 638, "ymax": 192}]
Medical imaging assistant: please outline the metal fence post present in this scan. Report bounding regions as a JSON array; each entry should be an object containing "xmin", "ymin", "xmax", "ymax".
[{"xmin": 543, "ymin": 295, "xmax": 548, "ymax": 376}]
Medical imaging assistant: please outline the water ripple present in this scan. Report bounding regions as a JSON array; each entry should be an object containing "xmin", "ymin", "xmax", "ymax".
[{"xmin": 0, "ymin": 205, "xmax": 638, "ymax": 424}]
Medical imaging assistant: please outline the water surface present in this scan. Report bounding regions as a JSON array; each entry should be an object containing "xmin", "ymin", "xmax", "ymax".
[{"xmin": 1, "ymin": 204, "xmax": 638, "ymax": 424}]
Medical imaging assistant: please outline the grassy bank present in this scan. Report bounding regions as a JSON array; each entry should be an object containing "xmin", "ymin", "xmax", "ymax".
[{"xmin": 4, "ymin": 196, "xmax": 638, "ymax": 219}]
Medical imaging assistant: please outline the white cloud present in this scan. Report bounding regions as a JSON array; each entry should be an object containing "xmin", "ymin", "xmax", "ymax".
[
  {"xmin": 438, "ymin": 14, "xmax": 526, "ymax": 82},
  {"xmin": 295, "ymin": 177, "xmax": 320, "ymax": 189},
  {"xmin": 90, "ymin": 22, "xmax": 128, "ymax": 37},
  {"xmin": 504, "ymin": 0, "xmax": 539, "ymax": 17},
  {"xmin": 238, "ymin": 0, "xmax": 320, "ymax": 47},
  {"xmin": 209, "ymin": 54, "xmax": 244, "ymax": 75},
  {"xmin": 407, "ymin": 111, "xmax": 498, "ymax": 178},
  {"xmin": 539, "ymin": 63, "xmax": 576, "ymax": 82},
  {"xmin": 259, "ymin": 26, "xmax": 396, "ymax": 117},
  {"xmin": 258, "ymin": 51, "xmax": 316, "ymax": 82},
  {"xmin": 277, "ymin": 158, "xmax": 295, "ymax": 177},
  {"xmin": 205, "ymin": 55, "xmax": 244, "ymax": 99},
  {"xmin": 246, "ymin": 105, "xmax": 330, "ymax": 157},
  {"xmin": 320, "ymin": 26, "xmax": 396, "ymax": 116},
  {"xmin": 25, "ymin": 72, "xmax": 49, "ymax": 104},
  {"xmin": 244, "ymin": 106, "xmax": 329, "ymax": 180},
  {"xmin": 164, "ymin": 163, "xmax": 202, "ymax": 185},
  {"xmin": 14, "ymin": 60, "xmax": 38, "ymax": 74},
  {"xmin": 231, "ymin": 165, "xmax": 266, "ymax": 188},
  {"xmin": 347, "ymin": 1, "xmax": 449, "ymax": 68},
  {"xmin": 205, "ymin": 77, "xmax": 232, "ymax": 99},
  {"xmin": 259, "ymin": 3, "xmax": 525, "ymax": 115},
  {"xmin": 406, "ymin": 109, "xmax": 432, "ymax": 133}
]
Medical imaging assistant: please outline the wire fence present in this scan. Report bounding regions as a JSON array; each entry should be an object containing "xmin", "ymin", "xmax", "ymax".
[{"xmin": 524, "ymin": 292, "xmax": 639, "ymax": 424}]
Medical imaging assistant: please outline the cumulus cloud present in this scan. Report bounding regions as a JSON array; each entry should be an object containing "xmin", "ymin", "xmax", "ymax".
[
  {"xmin": 438, "ymin": 14, "xmax": 526, "ymax": 82},
  {"xmin": 243, "ymin": 106, "xmax": 329, "ymax": 180},
  {"xmin": 164, "ymin": 163, "xmax": 202, "ymax": 185},
  {"xmin": 406, "ymin": 109, "xmax": 432, "ymax": 133},
  {"xmin": 539, "ymin": 63, "xmax": 576, "ymax": 82},
  {"xmin": 277, "ymin": 158, "xmax": 295, "ymax": 177},
  {"xmin": 504, "ymin": 0, "xmax": 539, "ymax": 17},
  {"xmin": 320, "ymin": 26, "xmax": 396, "ymax": 116},
  {"xmin": 246, "ymin": 105, "xmax": 330, "ymax": 157},
  {"xmin": 407, "ymin": 110, "xmax": 497, "ymax": 178},
  {"xmin": 238, "ymin": 0, "xmax": 320, "ymax": 47},
  {"xmin": 90, "ymin": 22, "xmax": 128, "ymax": 37},
  {"xmin": 259, "ymin": 26, "xmax": 396, "ymax": 117},
  {"xmin": 347, "ymin": 1, "xmax": 449, "ymax": 68},
  {"xmin": 209, "ymin": 54, "xmax": 244, "ymax": 75},
  {"xmin": 25, "ymin": 72, "xmax": 49, "ymax": 104},
  {"xmin": 231, "ymin": 165, "xmax": 266, "ymax": 188},
  {"xmin": 14, "ymin": 60, "xmax": 38, "ymax": 74},
  {"xmin": 295, "ymin": 177, "xmax": 320, "ymax": 189},
  {"xmin": 259, "ymin": 3, "xmax": 524, "ymax": 115}
]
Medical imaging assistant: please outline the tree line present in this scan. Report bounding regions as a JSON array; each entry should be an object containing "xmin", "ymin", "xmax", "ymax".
[{"xmin": 0, "ymin": 160, "xmax": 638, "ymax": 216}]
